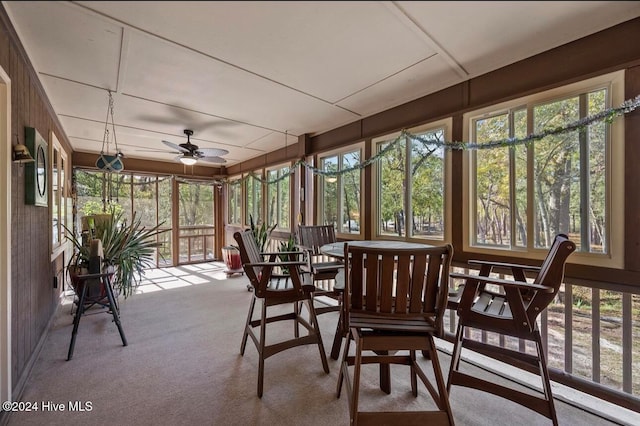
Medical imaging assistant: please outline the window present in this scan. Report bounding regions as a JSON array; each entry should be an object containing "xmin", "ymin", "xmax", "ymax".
[
  {"xmin": 51, "ymin": 132, "xmax": 70, "ymax": 256},
  {"xmin": 74, "ymin": 170, "xmax": 173, "ymax": 267},
  {"xmin": 266, "ymin": 164, "xmax": 291, "ymax": 229},
  {"xmin": 178, "ymin": 180, "xmax": 215, "ymax": 263},
  {"xmin": 245, "ymin": 172, "xmax": 262, "ymax": 225},
  {"xmin": 318, "ymin": 147, "xmax": 362, "ymax": 235},
  {"xmin": 227, "ymin": 177, "xmax": 242, "ymax": 225},
  {"xmin": 465, "ymin": 71, "xmax": 624, "ymax": 267},
  {"xmin": 375, "ymin": 122, "xmax": 449, "ymax": 241}
]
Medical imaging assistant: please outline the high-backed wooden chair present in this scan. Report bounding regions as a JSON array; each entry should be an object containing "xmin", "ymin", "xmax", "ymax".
[
  {"xmin": 337, "ymin": 243, "xmax": 455, "ymax": 426},
  {"xmin": 297, "ymin": 224, "xmax": 345, "ymax": 358},
  {"xmin": 233, "ymin": 230, "xmax": 329, "ymax": 397},
  {"xmin": 447, "ymin": 234, "xmax": 575, "ymax": 426}
]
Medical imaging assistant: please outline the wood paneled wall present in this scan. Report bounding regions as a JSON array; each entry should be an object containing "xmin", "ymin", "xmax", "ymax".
[{"xmin": 0, "ymin": 6, "xmax": 73, "ymax": 396}]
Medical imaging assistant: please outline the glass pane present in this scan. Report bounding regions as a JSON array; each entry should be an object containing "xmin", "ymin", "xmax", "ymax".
[
  {"xmin": 179, "ymin": 183, "xmax": 214, "ymax": 227},
  {"xmin": 114, "ymin": 174, "xmax": 132, "ymax": 223},
  {"xmin": 266, "ymin": 170, "xmax": 278, "ymax": 227},
  {"xmin": 75, "ymin": 170, "xmax": 125, "ymax": 230},
  {"xmin": 410, "ymin": 129, "xmax": 445, "ymax": 240},
  {"xmin": 342, "ymin": 152, "xmax": 360, "ymax": 234},
  {"xmin": 513, "ymin": 109, "xmax": 528, "ymax": 247},
  {"xmin": 279, "ymin": 167, "xmax": 290, "ymax": 229},
  {"xmin": 158, "ymin": 176, "xmax": 172, "ymax": 266},
  {"xmin": 533, "ymin": 97, "xmax": 579, "ymax": 248},
  {"xmin": 379, "ymin": 138, "xmax": 406, "ymax": 236},
  {"xmin": 245, "ymin": 174, "xmax": 262, "ymax": 225},
  {"xmin": 588, "ymin": 90, "xmax": 607, "ymax": 253},
  {"xmin": 321, "ymin": 156, "xmax": 338, "ymax": 228},
  {"xmin": 474, "ymin": 113, "xmax": 511, "ymax": 246},
  {"xmin": 132, "ymin": 175, "xmax": 157, "ymax": 227},
  {"xmin": 178, "ymin": 182, "xmax": 214, "ymax": 264},
  {"xmin": 228, "ymin": 180, "xmax": 241, "ymax": 225}
]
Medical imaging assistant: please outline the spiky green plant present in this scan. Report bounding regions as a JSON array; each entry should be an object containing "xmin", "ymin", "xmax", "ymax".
[
  {"xmin": 65, "ymin": 209, "xmax": 167, "ymax": 298},
  {"xmin": 278, "ymin": 232, "xmax": 298, "ymax": 274},
  {"xmin": 249, "ymin": 214, "xmax": 276, "ymax": 252}
]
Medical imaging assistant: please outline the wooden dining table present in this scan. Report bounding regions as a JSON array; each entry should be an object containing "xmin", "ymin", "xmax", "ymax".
[
  {"xmin": 320, "ymin": 239, "xmax": 436, "ymax": 393},
  {"xmin": 320, "ymin": 240, "xmax": 435, "ymax": 259}
]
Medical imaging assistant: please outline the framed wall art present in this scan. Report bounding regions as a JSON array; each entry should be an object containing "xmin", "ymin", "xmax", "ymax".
[{"xmin": 24, "ymin": 126, "xmax": 48, "ymax": 207}]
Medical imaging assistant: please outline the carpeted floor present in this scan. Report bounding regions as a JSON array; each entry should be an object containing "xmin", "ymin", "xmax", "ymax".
[{"xmin": 5, "ymin": 262, "xmax": 635, "ymax": 425}]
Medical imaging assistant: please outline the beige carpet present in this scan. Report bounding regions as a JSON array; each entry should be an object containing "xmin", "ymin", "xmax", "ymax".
[{"xmin": 6, "ymin": 262, "xmax": 625, "ymax": 426}]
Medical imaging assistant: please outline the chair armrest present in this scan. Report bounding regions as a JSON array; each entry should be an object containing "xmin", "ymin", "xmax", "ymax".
[
  {"xmin": 468, "ymin": 259, "xmax": 541, "ymax": 272},
  {"xmin": 449, "ymin": 272, "xmax": 553, "ymax": 293},
  {"xmin": 260, "ymin": 251, "xmax": 305, "ymax": 256},
  {"xmin": 245, "ymin": 261, "xmax": 306, "ymax": 268}
]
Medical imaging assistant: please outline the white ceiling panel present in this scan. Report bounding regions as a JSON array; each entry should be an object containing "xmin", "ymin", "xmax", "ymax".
[
  {"xmin": 396, "ymin": 1, "xmax": 640, "ymax": 77},
  {"xmin": 76, "ymin": 1, "xmax": 436, "ymax": 103},
  {"xmin": 6, "ymin": 1, "xmax": 122, "ymax": 89},
  {"xmin": 337, "ymin": 54, "xmax": 462, "ymax": 117},
  {"xmin": 3, "ymin": 1, "xmax": 639, "ymax": 168},
  {"xmin": 122, "ymin": 30, "xmax": 359, "ymax": 136}
]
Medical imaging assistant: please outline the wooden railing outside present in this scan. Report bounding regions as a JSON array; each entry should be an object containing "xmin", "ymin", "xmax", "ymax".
[{"xmin": 178, "ymin": 225, "xmax": 215, "ymax": 264}]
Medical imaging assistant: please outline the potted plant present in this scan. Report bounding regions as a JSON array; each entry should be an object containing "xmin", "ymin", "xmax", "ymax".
[
  {"xmin": 278, "ymin": 233, "xmax": 298, "ymax": 275},
  {"xmin": 248, "ymin": 214, "xmax": 276, "ymax": 252},
  {"xmin": 65, "ymin": 209, "xmax": 167, "ymax": 299}
]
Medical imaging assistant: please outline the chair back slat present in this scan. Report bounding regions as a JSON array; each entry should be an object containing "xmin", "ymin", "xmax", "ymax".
[
  {"xmin": 394, "ymin": 255, "xmax": 410, "ymax": 312},
  {"xmin": 528, "ymin": 234, "xmax": 576, "ymax": 321},
  {"xmin": 409, "ymin": 253, "xmax": 428, "ymax": 313},
  {"xmin": 298, "ymin": 225, "xmax": 336, "ymax": 255},
  {"xmin": 345, "ymin": 244, "xmax": 453, "ymax": 327},
  {"xmin": 234, "ymin": 230, "xmax": 261, "ymax": 283},
  {"xmin": 365, "ymin": 252, "xmax": 379, "ymax": 311}
]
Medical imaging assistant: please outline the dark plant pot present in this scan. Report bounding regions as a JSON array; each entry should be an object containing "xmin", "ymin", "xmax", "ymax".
[{"xmin": 68, "ymin": 265, "xmax": 108, "ymax": 303}]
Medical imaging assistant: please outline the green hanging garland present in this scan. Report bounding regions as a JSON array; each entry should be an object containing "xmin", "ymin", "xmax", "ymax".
[{"xmin": 227, "ymin": 94, "xmax": 640, "ymax": 186}]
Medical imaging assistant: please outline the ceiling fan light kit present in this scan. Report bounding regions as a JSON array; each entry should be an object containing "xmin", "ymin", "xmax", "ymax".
[
  {"xmin": 150, "ymin": 129, "xmax": 229, "ymax": 166},
  {"xmin": 180, "ymin": 153, "xmax": 198, "ymax": 166}
]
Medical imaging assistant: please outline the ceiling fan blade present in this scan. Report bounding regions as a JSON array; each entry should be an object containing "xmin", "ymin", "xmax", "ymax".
[
  {"xmin": 197, "ymin": 147, "xmax": 229, "ymax": 157},
  {"xmin": 134, "ymin": 149, "xmax": 181, "ymax": 154},
  {"xmin": 199, "ymin": 156, "xmax": 227, "ymax": 164},
  {"xmin": 162, "ymin": 140, "xmax": 189, "ymax": 153}
]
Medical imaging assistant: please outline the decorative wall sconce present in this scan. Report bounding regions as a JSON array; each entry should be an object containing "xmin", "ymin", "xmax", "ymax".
[{"xmin": 12, "ymin": 134, "xmax": 35, "ymax": 163}]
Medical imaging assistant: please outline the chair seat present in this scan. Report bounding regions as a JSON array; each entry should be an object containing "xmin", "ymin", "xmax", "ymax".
[
  {"xmin": 302, "ymin": 261, "xmax": 343, "ymax": 278},
  {"xmin": 350, "ymin": 312, "xmax": 437, "ymax": 334}
]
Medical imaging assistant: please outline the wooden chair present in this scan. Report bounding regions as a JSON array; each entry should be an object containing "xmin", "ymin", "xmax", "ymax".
[
  {"xmin": 336, "ymin": 243, "xmax": 455, "ymax": 426},
  {"xmin": 446, "ymin": 234, "xmax": 575, "ymax": 426},
  {"xmin": 233, "ymin": 230, "xmax": 329, "ymax": 397},
  {"xmin": 297, "ymin": 224, "xmax": 345, "ymax": 359}
]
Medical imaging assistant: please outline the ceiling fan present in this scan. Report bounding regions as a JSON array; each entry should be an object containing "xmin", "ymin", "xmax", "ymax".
[{"xmin": 142, "ymin": 129, "xmax": 229, "ymax": 165}]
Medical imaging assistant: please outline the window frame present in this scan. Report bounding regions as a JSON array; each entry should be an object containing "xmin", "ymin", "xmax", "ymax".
[
  {"xmin": 462, "ymin": 70, "xmax": 625, "ymax": 268},
  {"xmin": 372, "ymin": 119, "xmax": 452, "ymax": 244},
  {"xmin": 265, "ymin": 162, "xmax": 292, "ymax": 231},
  {"xmin": 50, "ymin": 131, "xmax": 70, "ymax": 259},
  {"xmin": 227, "ymin": 176, "xmax": 242, "ymax": 226},
  {"xmin": 317, "ymin": 143, "xmax": 364, "ymax": 238},
  {"xmin": 244, "ymin": 170, "xmax": 264, "ymax": 227}
]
